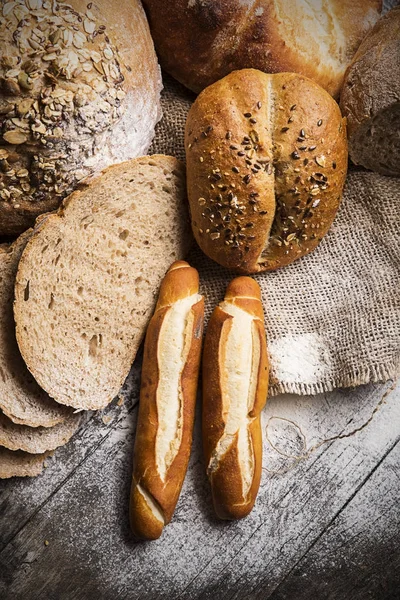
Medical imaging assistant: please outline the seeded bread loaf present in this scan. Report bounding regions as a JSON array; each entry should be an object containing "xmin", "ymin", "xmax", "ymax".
[
  {"xmin": 14, "ymin": 156, "xmax": 192, "ymax": 411},
  {"xmin": 185, "ymin": 69, "xmax": 348, "ymax": 273},
  {"xmin": 0, "ymin": 231, "xmax": 73, "ymax": 427},
  {"xmin": 142, "ymin": 0, "xmax": 381, "ymax": 97},
  {"xmin": 0, "ymin": 0, "xmax": 162, "ymax": 236},
  {"xmin": 340, "ymin": 7, "xmax": 400, "ymax": 177},
  {"xmin": 130, "ymin": 261, "xmax": 204, "ymax": 540},
  {"xmin": 0, "ymin": 410, "xmax": 80, "ymax": 453},
  {"xmin": 0, "ymin": 447, "xmax": 50, "ymax": 478},
  {"xmin": 202, "ymin": 277, "xmax": 269, "ymax": 519}
]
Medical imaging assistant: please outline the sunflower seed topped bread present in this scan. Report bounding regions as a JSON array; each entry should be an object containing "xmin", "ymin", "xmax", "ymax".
[
  {"xmin": 202, "ymin": 277, "xmax": 269, "ymax": 519},
  {"xmin": 0, "ymin": 410, "xmax": 80, "ymax": 453},
  {"xmin": 0, "ymin": 231, "xmax": 73, "ymax": 427},
  {"xmin": 0, "ymin": 447, "xmax": 50, "ymax": 478},
  {"xmin": 340, "ymin": 7, "xmax": 400, "ymax": 177},
  {"xmin": 0, "ymin": 0, "xmax": 162, "ymax": 236},
  {"xmin": 130, "ymin": 261, "xmax": 204, "ymax": 540},
  {"xmin": 14, "ymin": 156, "xmax": 192, "ymax": 411},
  {"xmin": 185, "ymin": 69, "xmax": 348, "ymax": 273},
  {"xmin": 142, "ymin": 0, "xmax": 381, "ymax": 97}
]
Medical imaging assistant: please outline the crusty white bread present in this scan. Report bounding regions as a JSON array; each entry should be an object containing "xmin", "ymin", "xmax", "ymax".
[
  {"xmin": 0, "ymin": 447, "xmax": 50, "ymax": 479},
  {"xmin": 202, "ymin": 277, "xmax": 269, "ymax": 520},
  {"xmin": 142, "ymin": 0, "xmax": 381, "ymax": 97},
  {"xmin": 130, "ymin": 261, "xmax": 204, "ymax": 540},
  {"xmin": 340, "ymin": 7, "xmax": 400, "ymax": 177},
  {"xmin": 0, "ymin": 231, "xmax": 73, "ymax": 427},
  {"xmin": 0, "ymin": 0, "xmax": 162, "ymax": 236},
  {"xmin": 185, "ymin": 69, "xmax": 348, "ymax": 273},
  {"xmin": 0, "ymin": 410, "xmax": 80, "ymax": 454},
  {"xmin": 14, "ymin": 156, "xmax": 192, "ymax": 411}
]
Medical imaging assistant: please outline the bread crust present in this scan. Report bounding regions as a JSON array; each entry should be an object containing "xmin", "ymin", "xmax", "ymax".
[
  {"xmin": 0, "ymin": 0, "xmax": 162, "ymax": 235},
  {"xmin": 142, "ymin": 0, "xmax": 381, "ymax": 97},
  {"xmin": 340, "ymin": 7, "xmax": 400, "ymax": 177},
  {"xmin": 202, "ymin": 276, "xmax": 269, "ymax": 520},
  {"xmin": 0, "ymin": 447, "xmax": 50, "ymax": 478},
  {"xmin": 130, "ymin": 261, "xmax": 204, "ymax": 540},
  {"xmin": 185, "ymin": 69, "xmax": 348, "ymax": 273}
]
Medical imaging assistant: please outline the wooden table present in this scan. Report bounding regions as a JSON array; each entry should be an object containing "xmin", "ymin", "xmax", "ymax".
[{"xmin": 1, "ymin": 364, "xmax": 399, "ymax": 600}]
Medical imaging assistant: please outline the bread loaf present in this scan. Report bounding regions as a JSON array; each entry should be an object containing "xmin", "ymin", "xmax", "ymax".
[
  {"xmin": 0, "ymin": 447, "xmax": 50, "ymax": 478},
  {"xmin": 130, "ymin": 261, "xmax": 204, "ymax": 540},
  {"xmin": 142, "ymin": 0, "xmax": 381, "ymax": 97},
  {"xmin": 0, "ymin": 0, "xmax": 162, "ymax": 236},
  {"xmin": 14, "ymin": 156, "xmax": 192, "ymax": 411},
  {"xmin": 185, "ymin": 69, "xmax": 348, "ymax": 273},
  {"xmin": 340, "ymin": 7, "xmax": 400, "ymax": 177},
  {"xmin": 0, "ymin": 231, "xmax": 73, "ymax": 427},
  {"xmin": 0, "ymin": 409, "xmax": 80, "ymax": 453},
  {"xmin": 202, "ymin": 277, "xmax": 268, "ymax": 519}
]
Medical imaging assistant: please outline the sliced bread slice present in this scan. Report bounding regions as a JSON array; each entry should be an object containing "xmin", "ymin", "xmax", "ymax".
[
  {"xmin": 0, "ymin": 232, "xmax": 73, "ymax": 427},
  {"xmin": 0, "ymin": 447, "xmax": 50, "ymax": 478},
  {"xmin": 14, "ymin": 156, "xmax": 191, "ymax": 410},
  {"xmin": 0, "ymin": 410, "xmax": 81, "ymax": 454}
]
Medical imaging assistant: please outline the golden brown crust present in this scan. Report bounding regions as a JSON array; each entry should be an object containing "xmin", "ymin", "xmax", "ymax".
[
  {"xmin": 185, "ymin": 69, "xmax": 348, "ymax": 273},
  {"xmin": 202, "ymin": 276, "xmax": 269, "ymax": 520},
  {"xmin": 0, "ymin": 0, "xmax": 161, "ymax": 236},
  {"xmin": 130, "ymin": 262, "xmax": 204, "ymax": 540},
  {"xmin": 142, "ymin": 0, "xmax": 381, "ymax": 97}
]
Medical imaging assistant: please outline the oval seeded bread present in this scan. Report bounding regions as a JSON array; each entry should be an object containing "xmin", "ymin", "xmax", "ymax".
[
  {"xmin": 0, "ymin": 0, "xmax": 162, "ymax": 236},
  {"xmin": 14, "ymin": 155, "xmax": 192, "ymax": 410},
  {"xmin": 185, "ymin": 69, "xmax": 348, "ymax": 272},
  {"xmin": 0, "ymin": 447, "xmax": 50, "ymax": 478},
  {"xmin": 0, "ymin": 410, "xmax": 80, "ymax": 453},
  {"xmin": 0, "ymin": 231, "xmax": 73, "ymax": 427}
]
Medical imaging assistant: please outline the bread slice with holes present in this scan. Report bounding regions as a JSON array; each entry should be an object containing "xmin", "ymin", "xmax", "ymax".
[
  {"xmin": 0, "ymin": 447, "xmax": 50, "ymax": 478},
  {"xmin": 14, "ymin": 155, "xmax": 192, "ymax": 410},
  {"xmin": 0, "ymin": 232, "xmax": 74, "ymax": 427},
  {"xmin": 0, "ymin": 410, "xmax": 80, "ymax": 454}
]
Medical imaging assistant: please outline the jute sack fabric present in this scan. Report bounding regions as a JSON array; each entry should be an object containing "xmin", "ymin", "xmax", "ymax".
[{"xmin": 149, "ymin": 74, "xmax": 400, "ymax": 396}]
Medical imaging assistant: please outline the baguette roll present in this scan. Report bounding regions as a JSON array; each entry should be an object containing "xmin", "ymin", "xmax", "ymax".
[
  {"xmin": 203, "ymin": 277, "xmax": 269, "ymax": 520},
  {"xmin": 130, "ymin": 261, "xmax": 204, "ymax": 540}
]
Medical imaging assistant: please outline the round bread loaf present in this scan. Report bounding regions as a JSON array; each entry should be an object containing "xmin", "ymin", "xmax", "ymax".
[
  {"xmin": 0, "ymin": 0, "xmax": 162, "ymax": 236},
  {"xmin": 340, "ymin": 7, "xmax": 400, "ymax": 177},
  {"xmin": 185, "ymin": 69, "xmax": 348, "ymax": 273},
  {"xmin": 141, "ymin": 0, "xmax": 381, "ymax": 97}
]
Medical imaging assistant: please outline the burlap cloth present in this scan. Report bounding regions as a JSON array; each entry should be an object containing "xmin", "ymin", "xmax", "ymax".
[{"xmin": 149, "ymin": 73, "xmax": 400, "ymax": 397}]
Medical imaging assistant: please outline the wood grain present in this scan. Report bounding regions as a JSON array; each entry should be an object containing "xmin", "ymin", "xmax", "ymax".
[{"xmin": 0, "ymin": 373, "xmax": 399, "ymax": 599}]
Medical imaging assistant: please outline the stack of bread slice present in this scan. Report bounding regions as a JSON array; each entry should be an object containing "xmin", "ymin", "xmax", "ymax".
[{"xmin": 1, "ymin": 156, "xmax": 191, "ymax": 478}]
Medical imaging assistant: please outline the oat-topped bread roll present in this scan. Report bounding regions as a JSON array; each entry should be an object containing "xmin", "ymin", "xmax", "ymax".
[
  {"xmin": 0, "ymin": 0, "xmax": 162, "ymax": 236},
  {"xmin": 202, "ymin": 277, "xmax": 269, "ymax": 519},
  {"xmin": 340, "ymin": 7, "xmax": 400, "ymax": 177},
  {"xmin": 14, "ymin": 156, "xmax": 192, "ymax": 411},
  {"xmin": 185, "ymin": 69, "xmax": 348, "ymax": 273},
  {"xmin": 142, "ymin": 0, "xmax": 381, "ymax": 97},
  {"xmin": 130, "ymin": 261, "xmax": 204, "ymax": 540}
]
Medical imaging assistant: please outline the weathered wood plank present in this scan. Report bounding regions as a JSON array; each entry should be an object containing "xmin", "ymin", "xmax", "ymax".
[
  {"xmin": 265, "ymin": 439, "xmax": 400, "ymax": 600},
  {"xmin": 0, "ymin": 362, "xmax": 142, "ymax": 549},
  {"xmin": 0, "ymin": 381, "xmax": 398, "ymax": 599}
]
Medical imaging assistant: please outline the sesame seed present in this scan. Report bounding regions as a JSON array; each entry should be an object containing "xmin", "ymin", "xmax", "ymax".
[
  {"xmin": 300, "ymin": 129, "xmax": 306, "ymax": 138},
  {"xmin": 243, "ymin": 174, "xmax": 251, "ymax": 184},
  {"xmin": 244, "ymin": 112, "xmax": 252, "ymax": 118},
  {"xmin": 317, "ymin": 119, "xmax": 323, "ymax": 126},
  {"xmin": 199, "ymin": 157, "xmax": 204, "ymax": 162},
  {"xmin": 226, "ymin": 131, "xmax": 232, "ymax": 139},
  {"xmin": 250, "ymin": 118, "xmax": 257, "ymax": 124},
  {"xmin": 292, "ymin": 151, "xmax": 300, "ymax": 160},
  {"xmin": 281, "ymin": 127, "xmax": 289, "ymax": 133},
  {"xmin": 308, "ymin": 145, "xmax": 317, "ymax": 151},
  {"xmin": 288, "ymin": 116, "xmax": 294, "ymax": 123},
  {"xmin": 232, "ymin": 166, "xmax": 240, "ymax": 173},
  {"xmin": 257, "ymin": 101, "xmax": 262, "ymax": 109}
]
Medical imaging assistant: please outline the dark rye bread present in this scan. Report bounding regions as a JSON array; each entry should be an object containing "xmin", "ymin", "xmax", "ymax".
[
  {"xmin": 0, "ymin": 447, "xmax": 50, "ymax": 478},
  {"xmin": 14, "ymin": 156, "xmax": 192, "ymax": 410},
  {"xmin": 0, "ymin": 231, "xmax": 73, "ymax": 427},
  {"xmin": 0, "ymin": 410, "xmax": 80, "ymax": 453}
]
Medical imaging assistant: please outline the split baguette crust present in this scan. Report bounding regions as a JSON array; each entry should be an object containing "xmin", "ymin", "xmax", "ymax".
[
  {"xmin": 202, "ymin": 277, "xmax": 269, "ymax": 520},
  {"xmin": 130, "ymin": 261, "xmax": 204, "ymax": 540}
]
